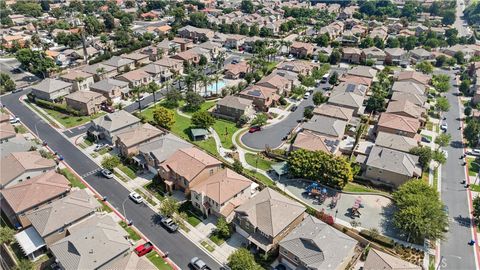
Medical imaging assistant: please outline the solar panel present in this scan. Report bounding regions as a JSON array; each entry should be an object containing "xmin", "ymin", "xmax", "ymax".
[
  {"xmin": 248, "ymin": 90, "xmax": 262, "ymax": 97},
  {"xmin": 346, "ymin": 84, "xmax": 356, "ymax": 92}
]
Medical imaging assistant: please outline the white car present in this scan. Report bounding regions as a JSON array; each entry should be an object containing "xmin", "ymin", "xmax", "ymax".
[
  {"xmin": 303, "ymin": 92, "xmax": 311, "ymax": 99},
  {"xmin": 9, "ymin": 116, "xmax": 20, "ymax": 124},
  {"xmin": 440, "ymin": 123, "xmax": 448, "ymax": 131},
  {"xmin": 467, "ymin": 149, "xmax": 480, "ymax": 157},
  {"xmin": 129, "ymin": 192, "xmax": 143, "ymax": 204},
  {"xmin": 101, "ymin": 169, "xmax": 114, "ymax": 179}
]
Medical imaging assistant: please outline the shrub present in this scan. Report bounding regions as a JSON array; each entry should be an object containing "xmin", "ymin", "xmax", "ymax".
[
  {"xmin": 360, "ymin": 229, "xmax": 395, "ymax": 248},
  {"xmin": 34, "ymin": 98, "xmax": 83, "ymax": 116}
]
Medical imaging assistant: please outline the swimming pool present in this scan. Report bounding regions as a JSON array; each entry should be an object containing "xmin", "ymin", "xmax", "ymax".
[{"xmin": 204, "ymin": 79, "xmax": 227, "ymax": 96}]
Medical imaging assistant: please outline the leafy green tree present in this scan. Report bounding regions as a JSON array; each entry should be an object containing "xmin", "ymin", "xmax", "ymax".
[
  {"xmin": 328, "ymin": 71, "xmax": 338, "ymax": 85},
  {"xmin": 240, "ymin": 0, "xmax": 255, "ymax": 14},
  {"xmin": 165, "ymin": 89, "xmax": 182, "ymax": 108},
  {"xmin": 442, "ymin": 9, "xmax": 456, "ymax": 25},
  {"xmin": 185, "ymin": 92, "xmax": 205, "ymax": 111},
  {"xmin": 459, "ymin": 80, "xmax": 471, "ymax": 95},
  {"xmin": 464, "ymin": 118, "xmax": 480, "ymax": 147},
  {"xmin": 191, "ymin": 111, "xmax": 215, "ymax": 129},
  {"xmin": 299, "ymin": 75, "xmax": 315, "ymax": 87},
  {"xmin": 435, "ymin": 97, "xmax": 450, "ymax": 113},
  {"xmin": 232, "ymin": 159, "xmax": 243, "ymax": 174},
  {"xmin": 153, "ymin": 106, "xmax": 175, "ymax": 130},
  {"xmin": 14, "ymin": 259, "xmax": 34, "ymax": 270},
  {"xmin": 103, "ymin": 13, "xmax": 115, "ymax": 31},
  {"xmin": 159, "ymin": 197, "xmax": 179, "ymax": 217},
  {"xmin": 101, "ymin": 156, "xmax": 120, "ymax": 170},
  {"xmin": 386, "ymin": 37, "xmax": 400, "ymax": 48},
  {"xmin": 435, "ymin": 55, "xmax": 447, "ymax": 67},
  {"xmin": 393, "ymin": 180, "xmax": 448, "ymax": 243},
  {"xmin": 249, "ymin": 23, "xmax": 259, "ymax": 36},
  {"xmin": 239, "ymin": 23, "xmax": 250, "ymax": 35},
  {"xmin": 11, "ymin": 1, "xmax": 42, "ymax": 17},
  {"xmin": 215, "ymin": 217, "xmax": 231, "ymax": 238},
  {"xmin": 329, "ymin": 49, "xmax": 341, "ymax": 64},
  {"xmin": 312, "ymin": 92, "xmax": 327, "ymax": 105},
  {"xmin": 0, "ymin": 73, "xmax": 16, "ymax": 94},
  {"xmin": 288, "ymin": 149, "xmax": 353, "ymax": 188},
  {"xmin": 473, "ymin": 196, "xmax": 480, "ymax": 224},
  {"xmin": 360, "ymin": 37, "xmax": 374, "ymax": 48},
  {"xmin": 464, "ymin": 106, "xmax": 472, "ymax": 117},
  {"xmin": 366, "ymin": 92, "xmax": 387, "ymax": 113},
  {"xmin": 84, "ymin": 16, "xmax": 104, "ymax": 36},
  {"xmin": 434, "ymin": 133, "xmax": 451, "ymax": 149},
  {"xmin": 415, "ymin": 61, "xmax": 434, "ymax": 74},
  {"xmin": 228, "ymin": 248, "xmax": 263, "ymax": 270},
  {"xmin": 0, "ymin": 227, "xmax": 15, "ymax": 244},
  {"xmin": 432, "ymin": 150, "xmax": 447, "ymax": 167},
  {"xmin": 15, "ymin": 49, "xmax": 55, "ymax": 78},
  {"xmin": 409, "ymin": 146, "xmax": 432, "ymax": 170},
  {"xmin": 251, "ymin": 113, "xmax": 268, "ymax": 127},
  {"xmin": 303, "ymin": 107, "xmax": 314, "ymax": 119},
  {"xmin": 454, "ymin": 51, "xmax": 465, "ymax": 64},
  {"xmin": 189, "ymin": 12, "xmax": 209, "ymax": 28},
  {"xmin": 291, "ymin": 85, "xmax": 306, "ymax": 96},
  {"xmin": 445, "ymin": 57, "xmax": 457, "ymax": 66}
]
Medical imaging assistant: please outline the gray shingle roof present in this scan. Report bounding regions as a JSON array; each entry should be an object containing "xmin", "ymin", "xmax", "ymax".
[
  {"xmin": 138, "ymin": 133, "xmax": 192, "ymax": 164},
  {"xmin": 280, "ymin": 215, "xmax": 357, "ymax": 270},
  {"xmin": 103, "ymin": 56, "xmax": 134, "ymax": 68},
  {"xmin": 302, "ymin": 115, "xmax": 347, "ymax": 138},
  {"xmin": 92, "ymin": 110, "xmax": 140, "ymax": 132},
  {"xmin": 90, "ymin": 79, "xmax": 129, "ymax": 93},
  {"xmin": 217, "ymin": 95, "xmax": 252, "ymax": 111},
  {"xmin": 31, "ymin": 78, "xmax": 71, "ymax": 93},
  {"xmin": 375, "ymin": 132, "xmax": 418, "ymax": 153},
  {"xmin": 366, "ymin": 146, "xmax": 421, "ymax": 177}
]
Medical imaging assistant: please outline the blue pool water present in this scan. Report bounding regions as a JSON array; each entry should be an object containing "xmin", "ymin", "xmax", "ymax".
[{"xmin": 205, "ymin": 80, "xmax": 226, "ymax": 95}]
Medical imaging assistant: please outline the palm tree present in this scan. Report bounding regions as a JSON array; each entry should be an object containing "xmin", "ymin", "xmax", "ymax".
[
  {"xmin": 211, "ymin": 73, "xmax": 222, "ymax": 95},
  {"xmin": 157, "ymin": 48, "xmax": 165, "ymax": 60},
  {"xmin": 133, "ymin": 86, "xmax": 143, "ymax": 113},
  {"xmin": 201, "ymin": 74, "xmax": 212, "ymax": 97},
  {"xmin": 216, "ymin": 51, "xmax": 226, "ymax": 70},
  {"xmin": 247, "ymin": 58, "xmax": 256, "ymax": 73},
  {"xmin": 148, "ymin": 81, "xmax": 159, "ymax": 104},
  {"xmin": 168, "ymin": 46, "xmax": 178, "ymax": 55}
]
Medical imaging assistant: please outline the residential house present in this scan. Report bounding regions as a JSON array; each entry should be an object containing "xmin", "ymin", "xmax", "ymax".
[
  {"xmin": 302, "ymin": 115, "xmax": 347, "ymax": 139},
  {"xmin": 392, "ymin": 81, "xmax": 426, "ymax": 96},
  {"xmin": 234, "ymin": 188, "xmax": 306, "ymax": 253},
  {"xmin": 0, "ymin": 135, "xmax": 35, "ymax": 158},
  {"xmin": 141, "ymin": 46, "xmax": 167, "ymax": 62},
  {"xmin": 384, "ymin": 48, "xmax": 409, "ymax": 66},
  {"xmin": 154, "ymin": 58, "xmax": 184, "ymax": 74},
  {"xmin": 82, "ymin": 63, "xmax": 118, "ymax": 82},
  {"xmin": 257, "ymin": 74, "xmax": 292, "ymax": 95},
  {"xmin": 377, "ymin": 113, "xmax": 421, "ymax": 138},
  {"xmin": 410, "ymin": 48, "xmax": 434, "ymax": 62},
  {"xmin": 239, "ymin": 85, "xmax": 279, "ymax": 112},
  {"xmin": 158, "ymin": 147, "xmax": 223, "ymax": 194},
  {"xmin": 361, "ymin": 47, "xmax": 387, "ymax": 64},
  {"xmin": 347, "ymin": 66, "xmax": 377, "ymax": 79},
  {"xmin": 375, "ymin": 132, "xmax": 418, "ymax": 153},
  {"xmin": 190, "ymin": 168, "xmax": 255, "ymax": 221},
  {"xmin": 328, "ymin": 82, "xmax": 367, "ymax": 115},
  {"xmin": 87, "ymin": 110, "xmax": 142, "ymax": 144},
  {"xmin": 31, "ymin": 79, "xmax": 72, "ymax": 101},
  {"xmin": 103, "ymin": 56, "xmax": 135, "ymax": 73},
  {"xmin": 65, "ymin": 91, "xmax": 106, "ymax": 116},
  {"xmin": 313, "ymin": 103, "xmax": 354, "ymax": 122},
  {"xmin": 59, "ymin": 70, "xmax": 95, "ymax": 92},
  {"xmin": 364, "ymin": 146, "xmax": 422, "ymax": 187},
  {"xmin": 214, "ymin": 95, "xmax": 255, "ymax": 121},
  {"xmin": 136, "ymin": 133, "xmax": 192, "ymax": 174},
  {"xmin": 116, "ymin": 69, "xmax": 153, "ymax": 88},
  {"xmin": 1, "ymin": 171, "xmax": 70, "ymax": 228},
  {"xmin": 49, "ymin": 215, "xmax": 131, "ymax": 270},
  {"xmin": 395, "ymin": 71, "xmax": 431, "ymax": 87},
  {"xmin": 140, "ymin": 63, "xmax": 172, "ymax": 82},
  {"xmin": 290, "ymin": 41, "xmax": 315, "ymax": 58},
  {"xmin": 364, "ymin": 249, "xmax": 421, "ymax": 270},
  {"xmin": 369, "ymin": 26, "xmax": 388, "ymax": 40},
  {"xmin": 225, "ymin": 34, "xmax": 246, "ymax": 49},
  {"xmin": 115, "ymin": 123, "xmax": 164, "ymax": 156},
  {"xmin": 25, "ymin": 190, "xmax": 99, "ymax": 245},
  {"xmin": 277, "ymin": 60, "xmax": 317, "ymax": 76},
  {"xmin": 279, "ymin": 215, "xmax": 357, "ymax": 270},
  {"xmin": 171, "ymin": 37, "xmax": 194, "ymax": 52},
  {"xmin": 170, "ymin": 49, "xmax": 200, "ymax": 66},
  {"xmin": 339, "ymin": 74, "xmax": 372, "ymax": 87},
  {"xmin": 224, "ymin": 61, "xmax": 249, "ymax": 79},
  {"xmin": 0, "ymin": 121, "xmax": 16, "ymax": 143},
  {"xmin": 319, "ymin": 21, "xmax": 344, "ymax": 39},
  {"xmin": 178, "ymin": 25, "xmax": 214, "ymax": 41},
  {"xmin": 122, "ymin": 52, "xmax": 150, "ymax": 66},
  {"xmin": 291, "ymin": 130, "xmax": 340, "ymax": 155},
  {"xmin": 386, "ymin": 99, "xmax": 426, "ymax": 121},
  {"xmin": 342, "ymin": 47, "xmax": 362, "ymax": 64},
  {"xmin": 391, "ymin": 92, "xmax": 427, "ymax": 107},
  {"xmin": 0, "ymin": 151, "xmax": 57, "ymax": 189},
  {"xmin": 90, "ymin": 78, "xmax": 130, "ymax": 100},
  {"xmin": 198, "ymin": 41, "xmax": 222, "ymax": 58}
]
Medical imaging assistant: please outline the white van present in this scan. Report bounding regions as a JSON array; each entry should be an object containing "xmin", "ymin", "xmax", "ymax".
[{"xmin": 321, "ymin": 73, "xmax": 330, "ymax": 83}]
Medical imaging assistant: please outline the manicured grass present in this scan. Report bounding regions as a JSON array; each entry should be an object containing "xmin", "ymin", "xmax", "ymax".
[
  {"xmin": 146, "ymin": 252, "xmax": 173, "ymax": 270},
  {"xmin": 84, "ymin": 137, "xmax": 94, "ymax": 146},
  {"xmin": 42, "ymin": 107, "xmax": 105, "ymax": 128},
  {"xmin": 212, "ymin": 119, "xmax": 238, "ymax": 149},
  {"xmin": 426, "ymin": 122, "xmax": 433, "ymax": 131},
  {"xmin": 117, "ymin": 164, "xmax": 136, "ymax": 179},
  {"xmin": 119, "ymin": 221, "xmax": 141, "ymax": 241},
  {"xmin": 467, "ymin": 157, "xmax": 480, "ymax": 177},
  {"xmin": 244, "ymin": 170, "xmax": 276, "ymax": 188},
  {"xmin": 470, "ymin": 184, "xmax": 480, "ymax": 192},
  {"xmin": 24, "ymin": 100, "xmax": 59, "ymax": 128},
  {"xmin": 134, "ymin": 188, "xmax": 158, "ymax": 206},
  {"xmin": 182, "ymin": 100, "xmax": 216, "ymax": 116},
  {"xmin": 144, "ymin": 182, "xmax": 166, "ymax": 201},
  {"xmin": 421, "ymin": 170, "xmax": 430, "ymax": 183},
  {"xmin": 245, "ymin": 153, "xmax": 274, "ymax": 171},
  {"xmin": 113, "ymin": 171, "xmax": 129, "ymax": 182},
  {"xmin": 433, "ymin": 168, "xmax": 439, "ymax": 191},
  {"xmin": 343, "ymin": 183, "xmax": 390, "ymax": 195},
  {"xmin": 97, "ymin": 198, "xmax": 113, "ymax": 213},
  {"xmin": 423, "ymin": 134, "xmax": 433, "ymax": 141},
  {"xmin": 59, "ymin": 168, "xmax": 86, "ymax": 189},
  {"xmin": 201, "ymin": 240, "xmax": 215, "ymax": 252},
  {"xmin": 179, "ymin": 202, "xmax": 203, "ymax": 227},
  {"xmin": 209, "ymin": 233, "xmax": 225, "ymax": 246},
  {"xmin": 194, "ymin": 138, "xmax": 219, "ymax": 158},
  {"xmin": 97, "ymin": 147, "xmax": 110, "ymax": 155},
  {"xmin": 90, "ymin": 153, "xmax": 99, "ymax": 158},
  {"xmin": 14, "ymin": 124, "xmax": 28, "ymax": 134}
]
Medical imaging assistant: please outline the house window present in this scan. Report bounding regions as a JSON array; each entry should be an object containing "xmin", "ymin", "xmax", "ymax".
[{"xmin": 209, "ymin": 169, "xmax": 214, "ymax": 175}]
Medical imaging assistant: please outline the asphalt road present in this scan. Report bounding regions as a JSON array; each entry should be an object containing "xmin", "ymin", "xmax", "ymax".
[
  {"xmin": 455, "ymin": 0, "xmax": 472, "ymax": 37},
  {"xmin": 0, "ymin": 58, "xmax": 40, "ymax": 88},
  {"xmin": 0, "ymin": 90, "xmax": 222, "ymax": 270},
  {"xmin": 438, "ymin": 69, "xmax": 478, "ymax": 270},
  {"xmin": 240, "ymin": 67, "xmax": 346, "ymax": 150}
]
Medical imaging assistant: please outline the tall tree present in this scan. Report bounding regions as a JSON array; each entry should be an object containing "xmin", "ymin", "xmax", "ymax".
[
  {"xmin": 228, "ymin": 248, "xmax": 263, "ymax": 270},
  {"xmin": 153, "ymin": 106, "xmax": 175, "ymax": 130}
]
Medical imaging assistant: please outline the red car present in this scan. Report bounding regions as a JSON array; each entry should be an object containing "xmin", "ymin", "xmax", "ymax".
[
  {"xmin": 134, "ymin": 242, "xmax": 153, "ymax": 257},
  {"xmin": 249, "ymin": 126, "xmax": 261, "ymax": 133}
]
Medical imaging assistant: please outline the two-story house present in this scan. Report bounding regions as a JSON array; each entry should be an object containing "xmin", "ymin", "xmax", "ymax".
[
  {"xmin": 115, "ymin": 123, "xmax": 164, "ymax": 156},
  {"xmin": 89, "ymin": 78, "xmax": 130, "ymax": 100},
  {"xmin": 59, "ymin": 70, "xmax": 95, "ymax": 92},
  {"xmin": 87, "ymin": 110, "xmax": 142, "ymax": 144},
  {"xmin": 214, "ymin": 95, "xmax": 255, "ymax": 121},
  {"xmin": 31, "ymin": 78, "xmax": 72, "ymax": 102},
  {"xmin": 65, "ymin": 91, "xmax": 106, "ymax": 116}
]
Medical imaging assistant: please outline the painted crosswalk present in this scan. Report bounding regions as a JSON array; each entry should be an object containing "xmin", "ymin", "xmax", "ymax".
[{"xmin": 81, "ymin": 168, "xmax": 101, "ymax": 178}]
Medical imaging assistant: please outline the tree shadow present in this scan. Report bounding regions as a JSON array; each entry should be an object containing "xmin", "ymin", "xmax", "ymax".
[
  {"xmin": 379, "ymin": 203, "xmax": 406, "ymax": 240},
  {"xmin": 453, "ymin": 215, "xmax": 472, "ymax": 228}
]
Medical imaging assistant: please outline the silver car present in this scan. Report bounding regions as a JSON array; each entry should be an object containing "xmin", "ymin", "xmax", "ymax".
[{"xmin": 129, "ymin": 192, "xmax": 143, "ymax": 204}]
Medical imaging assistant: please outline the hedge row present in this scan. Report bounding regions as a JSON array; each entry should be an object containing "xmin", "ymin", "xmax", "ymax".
[
  {"xmin": 360, "ymin": 229, "xmax": 395, "ymax": 248},
  {"xmin": 34, "ymin": 97, "xmax": 83, "ymax": 117}
]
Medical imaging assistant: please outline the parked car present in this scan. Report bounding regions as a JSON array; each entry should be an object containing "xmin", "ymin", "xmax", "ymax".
[
  {"xmin": 101, "ymin": 104, "xmax": 115, "ymax": 113},
  {"xmin": 134, "ymin": 242, "xmax": 153, "ymax": 257},
  {"xmin": 9, "ymin": 116, "xmax": 20, "ymax": 124},
  {"xmin": 467, "ymin": 149, "xmax": 480, "ymax": 157},
  {"xmin": 290, "ymin": 105, "xmax": 298, "ymax": 112},
  {"xmin": 101, "ymin": 169, "xmax": 113, "ymax": 179},
  {"xmin": 249, "ymin": 126, "xmax": 261, "ymax": 133},
  {"xmin": 94, "ymin": 144, "xmax": 107, "ymax": 152},
  {"xmin": 421, "ymin": 136, "xmax": 432, "ymax": 143},
  {"xmin": 129, "ymin": 192, "xmax": 143, "ymax": 204},
  {"xmin": 231, "ymin": 59, "xmax": 239, "ymax": 64},
  {"xmin": 440, "ymin": 123, "xmax": 448, "ymax": 131},
  {"xmin": 303, "ymin": 92, "xmax": 310, "ymax": 99},
  {"xmin": 190, "ymin": 257, "xmax": 211, "ymax": 270},
  {"xmin": 161, "ymin": 217, "xmax": 179, "ymax": 232}
]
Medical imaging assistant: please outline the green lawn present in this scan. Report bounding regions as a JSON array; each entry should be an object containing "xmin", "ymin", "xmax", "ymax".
[
  {"xmin": 467, "ymin": 157, "xmax": 480, "ymax": 176},
  {"xmin": 433, "ymin": 168, "xmax": 439, "ymax": 191},
  {"xmin": 146, "ymin": 252, "xmax": 173, "ymax": 270},
  {"xmin": 425, "ymin": 122, "xmax": 433, "ymax": 131},
  {"xmin": 42, "ymin": 107, "xmax": 105, "ymax": 128},
  {"xmin": 97, "ymin": 147, "xmax": 111, "ymax": 155},
  {"xmin": 245, "ymin": 153, "xmax": 274, "ymax": 171},
  {"xmin": 179, "ymin": 202, "xmax": 203, "ymax": 227},
  {"xmin": 134, "ymin": 188, "xmax": 158, "ymax": 206},
  {"xmin": 117, "ymin": 164, "xmax": 137, "ymax": 179},
  {"xmin": 144, "ymin": 182, "xmax": 165, "ymax": 201},
  {"xmin": 59, "ymin": 168, "xmax": 86, "ymax": 189},
  {"xmin": 24, "ymin": 100, "xmax": 59, "ymax": 128},
  {"xmin": 244, "ymin": 170, "xmax": 276, "ymax": 188},
  {"xmin": 212, "ymin": 119, "xmax": 238, "ymax": 149},
  {"xmin": 97, "ymin": 198, "xmax": 113, "ymax": 213},
  {"xmin": 14, "ymin": 124, "xmax": 28, "ymax": 134},
  {"xmin": 182, "ymin": 100, "xmax": 216, "ymax": 116},
  {"xmin": 119, "ymin": 221, "xmax": 141, "ymax": 241},
  {"xmin": 343, "ymin": 183, "xmax": 390, "ymax": 195},
  {"xmin": 113, "ymin": 171, "xmax": 129, "ymax": 182},
  {"xmin": 201, "ymin": 241, "xmax": 215, "ymax": 252},
  {"xmin": 209, "ymin": 233, "xmax": 225, "ymax": 246}
]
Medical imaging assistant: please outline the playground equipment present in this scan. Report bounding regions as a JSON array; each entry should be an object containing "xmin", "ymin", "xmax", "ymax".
[
  {"xmin": 350, "ymin": 196, "xmax": 363, "ymax": 218},
  {"xmin": 329, "ymin": 193, "xmax": 340, "ymax": 209}
]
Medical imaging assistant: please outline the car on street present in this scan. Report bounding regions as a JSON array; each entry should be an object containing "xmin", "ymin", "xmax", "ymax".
[
  {"xmin": 190, "ymin": 257, "xmax": 211, "ymax": 270},
  {"xmin": 101, "ymin": 169, "xmax": 114, "ymax": 179},
  {"xmin": 303, "ymin": 92, "xmax": 311, "ymax": 99},
  {"xmin": 249, "ymin": 126, "xmax": 261, "ymax": 133},
  {"xmin": 134, "ymin": 242, "xmax": 153, "ymax": 257},
  {"xmin": 231, "ymin": 59, "xmax": 239, "ymax": 64},
  {"xmin": 440, "ymin": 123, "xmax": 448, "ymax": 131},
  {"xmin": 161, "ymin": 217, "xmax": 179, "ymax": 232},
  {"xmin": 467, "ymin": 149, "xmax": 480, "ymax": 157},
  {"xmin": 290, "ymin": 105, "xmax": 298, "ymax": 112},
  {"xmin": 9, "ymin": 116, "xmax": 20, "ymax": 124},
  {"xmin": 129, "ymin": 192, "xmax": 143, "ymax": 204}
]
